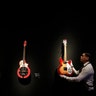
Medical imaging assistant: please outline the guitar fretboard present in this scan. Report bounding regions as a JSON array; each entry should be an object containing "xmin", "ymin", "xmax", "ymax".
[
  {"xmin": 23, "ymin": 40, "xmax": 27, "ymax": 64},
  {"xmin": 63, "ymin": 39, "xmax": 67, "ymax": 61}
]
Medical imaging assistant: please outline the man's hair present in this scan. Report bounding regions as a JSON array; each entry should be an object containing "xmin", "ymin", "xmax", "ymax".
[{"xmin": 84, "ymin": 52, "xmax": 91, "ymax": 61}]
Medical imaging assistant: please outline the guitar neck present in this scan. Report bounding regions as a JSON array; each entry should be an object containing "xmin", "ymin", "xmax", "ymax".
[
  {"xmin": 23, "ymin": 46, "xmax": 26, "ymax": 64},
  {"xmin": 64, "ymin": 44, "xmax": 67, "ymax": 61},
  {"xmin": 63, "ymin": 39, "xmax": 67, "ymax": 61},
  {"xmin": 23, "ymin": 40, "xmax": 27, "ymax": 64}
]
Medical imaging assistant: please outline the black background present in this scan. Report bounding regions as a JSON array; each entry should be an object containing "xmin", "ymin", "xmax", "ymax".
[{"xmin": 0, "ymin": 5, "xmax": 96, "ymax": 96}]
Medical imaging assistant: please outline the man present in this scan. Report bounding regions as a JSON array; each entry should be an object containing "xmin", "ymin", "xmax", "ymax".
[{"xmin": 59, "ymin": 52, "xmax": 95, "ymax": 96}]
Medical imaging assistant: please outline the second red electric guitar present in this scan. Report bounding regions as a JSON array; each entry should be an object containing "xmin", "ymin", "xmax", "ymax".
[{"xmin": 57, "ymin": 39, "xmax": 73, "ymax": 76}]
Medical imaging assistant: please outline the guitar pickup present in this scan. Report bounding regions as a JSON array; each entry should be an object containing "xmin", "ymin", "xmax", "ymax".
[{"xmin": 63, "ymin": 67, "xmax": 67, "ymax": 70}]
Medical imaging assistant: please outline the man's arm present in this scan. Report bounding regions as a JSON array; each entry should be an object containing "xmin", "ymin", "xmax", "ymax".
[
  {"xmin": 72, "ymin": 67, "xmax": 79, "ymax": 75},
  {"xmin": 70, "ymin": 61, "xmax": 79, "ymax": 75},
  {"xmin": 60, "ymin": 67, "xmax": 89, "ymax": 82}
]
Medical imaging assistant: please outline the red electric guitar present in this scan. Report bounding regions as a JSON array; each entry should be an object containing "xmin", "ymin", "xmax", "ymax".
[
  {"xmin": 57, "ymin": 39, "xmax": 73, "ymax": 76},
  {"xmin": 17, "ymin": 40, "xmax": 31, "ymax": 79}
]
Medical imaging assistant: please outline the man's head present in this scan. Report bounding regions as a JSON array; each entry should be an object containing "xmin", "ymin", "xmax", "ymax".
[{"xmin": 80, "ymin": 53, "xmax": 91, "ymax": 63}]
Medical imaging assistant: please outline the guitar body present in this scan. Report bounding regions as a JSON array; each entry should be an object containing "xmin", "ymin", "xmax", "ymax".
[
  {"xmin": 17, "ymin": 60, "xmax": 31, "ymax": 78},
  {"xmin": 17, "ymin": 40, "xmax": 31, "ymax": 79},
  {"xmin": 57, "ymin": 57, "xmax": 73, "ymax": 76}
]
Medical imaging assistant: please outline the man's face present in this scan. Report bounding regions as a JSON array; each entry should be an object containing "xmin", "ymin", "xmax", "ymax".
[{"xmin": 80, "ymin": 53, "xmax": 89, "ymax": 63}]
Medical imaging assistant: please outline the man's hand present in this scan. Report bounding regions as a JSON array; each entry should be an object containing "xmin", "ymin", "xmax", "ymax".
[
  {"xmin": 59, "ymin": 75, "xmax": 67, "ymax": 79},
  {"xmin": 69, "ymin": 60, "xmax": 74, "ymax": 68},
  {"xmin": 59, "ymin": 75, "xmax": 72, "ymax": 82}
]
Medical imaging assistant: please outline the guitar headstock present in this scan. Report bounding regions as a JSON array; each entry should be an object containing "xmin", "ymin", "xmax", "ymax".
[
  {"xmin": 23, "ymin": 40, "xmax": 27, "ymax": 47},
  {"xmin": 63, "ymin": 39, "xmax": 67, "ymax": 46}
]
